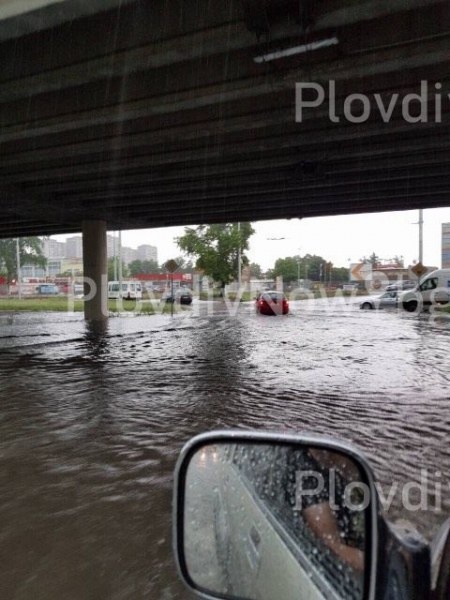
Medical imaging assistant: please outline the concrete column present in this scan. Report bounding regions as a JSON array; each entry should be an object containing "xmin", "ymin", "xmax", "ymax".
[{"xmin": 82, "ymin": 220, "xmax": 107, "ymax": 321}]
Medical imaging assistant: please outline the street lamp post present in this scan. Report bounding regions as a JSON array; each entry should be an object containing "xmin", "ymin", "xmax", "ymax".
[
  {"xmin": 16, "ymin": 238, "xmax": 22, "ymax": 300},
  {"xmin": 237, "ymin": 222, "xmax": 241, "ymax": 294},
  {"xmin": 118, "ymin": 230, "xmax": 123, "ymax": 296},
  {"xmin": 113, "ymin": 233, "xmax": 118, "ymax": 281},
  {"xmin": 418, "ymin": 209, "xmax": 424, "ymax": 264}
]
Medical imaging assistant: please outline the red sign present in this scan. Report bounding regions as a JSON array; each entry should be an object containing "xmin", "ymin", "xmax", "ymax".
[{"xmin": 136, "ymin": 273, "xmax": 192, "ymax": 282}]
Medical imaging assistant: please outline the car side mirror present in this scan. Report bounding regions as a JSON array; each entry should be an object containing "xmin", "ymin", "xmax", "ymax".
[{"xmin": 174, "ymin": 431, "xmax": 378, "ymax": 600}]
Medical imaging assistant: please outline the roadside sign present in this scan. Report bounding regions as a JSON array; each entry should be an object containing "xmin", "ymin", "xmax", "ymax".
[
  {"xmin": 351, "ymin": 262, "xmax": 371, "ymax": 281},
  {"xmin": 164, "ymin": 259, "xmax": 180, "ymax": 317},
  {"xmin": 164, "ymin": 259, "xmax": 179, "ymax": 274},
  {"xmin": 411, "ymin": 262, "xmax": 427, "ymax": 278}
]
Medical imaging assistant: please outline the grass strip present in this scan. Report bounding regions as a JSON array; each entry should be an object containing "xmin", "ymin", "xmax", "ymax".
[{"xmin": 0, "ymin": 297, "xmax": 189, "ymax": 314}]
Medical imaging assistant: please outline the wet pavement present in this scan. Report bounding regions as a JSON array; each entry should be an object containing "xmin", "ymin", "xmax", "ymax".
[{"xmin": 0, "ymin": 298, "xmax": 449, "ymax": 599}]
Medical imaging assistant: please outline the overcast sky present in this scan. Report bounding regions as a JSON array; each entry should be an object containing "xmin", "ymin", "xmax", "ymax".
[{"xmin": 55, "ymin": 207, "xmax": 450, "ymax": 271}]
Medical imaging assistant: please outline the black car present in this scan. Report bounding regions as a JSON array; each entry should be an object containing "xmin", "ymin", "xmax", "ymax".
[{"xmin": 161, "ymin": 288, "xmax": 193, "ymax": 305}]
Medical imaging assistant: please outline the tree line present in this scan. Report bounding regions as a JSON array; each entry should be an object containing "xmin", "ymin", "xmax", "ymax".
[
  {"xmin": 1, "ymin": 230, "xmax": 399, "ymax": 288},
  {"xmin": 175, "ymin": 224, "xmax": 351, "ymax": 286},
  {"xmin": 0, "ymin": 238, "xmax": 46, "ymax": 282},
  {"xmin": 266, "ymin": 255, "xmax": 349, "ymax": 285}
]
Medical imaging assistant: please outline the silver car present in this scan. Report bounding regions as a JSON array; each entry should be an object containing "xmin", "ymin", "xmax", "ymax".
[{"xmin": 360, "ymin": 290, "xmax": 398, "ymax": 310}]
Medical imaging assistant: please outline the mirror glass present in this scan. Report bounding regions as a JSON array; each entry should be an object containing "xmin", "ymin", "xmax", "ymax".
[{"xmin": 182, "ymin": 442, "xmax": 370, "ymax": 600}]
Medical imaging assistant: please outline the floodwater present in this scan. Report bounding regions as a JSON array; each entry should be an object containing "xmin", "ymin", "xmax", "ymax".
[{"xmin": 0, "ymin": 298, "xmax": 449, "ymax": 599}]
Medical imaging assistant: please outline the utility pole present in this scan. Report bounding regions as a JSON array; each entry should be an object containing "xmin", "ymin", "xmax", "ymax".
[
  {"xmin": 113, "ymin": 232, "xmax": 118, "ymax": 281},
  {"xmin": 418, "ymin": 209, "xmax": 424, "ymax": 264},
  {"xmin": 118, "ymin": 230, "xmax": 123, "ymax": 296},
  {"xmin": 16, "ymin": 238, "xmax": 22, "ymax": 300},
  {"xmin": 237, "ymin": 222, "xmax": 242, "ymax": 294}
]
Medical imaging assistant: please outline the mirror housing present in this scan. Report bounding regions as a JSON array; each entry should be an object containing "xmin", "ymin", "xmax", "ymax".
[{"xmin": 173, "ymin": 431, "xmax": 381, "ymax": 600}]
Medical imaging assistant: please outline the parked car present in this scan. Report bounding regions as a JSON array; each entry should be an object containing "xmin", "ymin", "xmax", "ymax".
[
  {"xmin": 144, "ymin": 284, "xmax": 164, "ymax": 294},
  {"xmin": 385, "ymin": 280, "xmax": 416, "ymax": 291},
  {"xmin": 36, "ymin": 284, "xmax": 59, "ymax": 295},
  {"xmin": 255, "ymin": 291, "xmax": 289, "ymax": 315},
  {"xmin": 360, "ymin": 290, "xmax": 399, "ymax": 310},
  {"xmin": 161, "ymin": 288, "xmax": 193, "ymax": 305},
  {"xmin": 108, "ymin": 281, "xmax": 142, "ymax": 300},
  {"xmin": 73, "ymin": 283, "xmax": 84, "ymax": 298}
]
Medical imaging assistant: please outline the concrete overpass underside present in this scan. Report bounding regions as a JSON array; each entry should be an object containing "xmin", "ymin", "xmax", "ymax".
[{"xmin": 1, "ymin": 0, "xmax": 450, "ymax": 239}]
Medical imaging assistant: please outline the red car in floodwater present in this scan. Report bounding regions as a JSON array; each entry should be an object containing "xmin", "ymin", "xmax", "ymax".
[{"xmin": 255, "ymin": 291, "xmax": 289, "ymax": 316}]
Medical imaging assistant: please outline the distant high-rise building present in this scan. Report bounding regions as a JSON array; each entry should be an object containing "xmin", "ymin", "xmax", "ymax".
[
  {"xmin": 106, "ymin": 234, "xmax": 119, "ymax": 258},
  {"xmin": 42, "ymin": 237, "xmax": 66, "ymax": 259},
  {"xmin": 442, "ymin": 223, "xmax": 450, "ymax": 268},
  {"xmin": 66, "ymin": 235, "xmax": 83, "ymax": 259},
  {"xmin": 137, "ymin": 244, "xmax": 158, "ymax": 263},
  {"xmin": 120, "ymin": 246, "xmax": 137, "ymax": 265},
  {"xmin": 61, "ymin": 234, "xmax": 158, "ymax": 268}
]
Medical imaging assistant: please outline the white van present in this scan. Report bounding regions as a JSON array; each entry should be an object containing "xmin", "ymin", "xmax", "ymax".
[
  {"xmin": 399, "ymin": 269, "xmax": 450, "ymax": 312},
  {"xmin": 108, "ymin": 281, "xmax": 142, "ymax": 300}
]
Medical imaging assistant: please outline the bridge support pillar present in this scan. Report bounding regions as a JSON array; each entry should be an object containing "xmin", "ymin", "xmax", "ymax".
[{"xmin": 82, "ymin": 220, "xmax": 107, "ymax": 321}]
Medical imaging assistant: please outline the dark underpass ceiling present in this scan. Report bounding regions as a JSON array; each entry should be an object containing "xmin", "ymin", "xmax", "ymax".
[{"xmin": 1, "ymin": 0, "xmax": 450, "ymax": 237}]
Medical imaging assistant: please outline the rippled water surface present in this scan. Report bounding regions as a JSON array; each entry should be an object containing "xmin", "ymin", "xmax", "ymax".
[{"xmin": 0, "ymin": 300, "xmax": 449, "ymax": 599}]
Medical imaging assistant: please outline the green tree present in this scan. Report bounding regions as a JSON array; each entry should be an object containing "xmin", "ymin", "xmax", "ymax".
[
  {"xmin": 128, "ymin": 259, "xmax": 159, "ymax": 276},
  {"xmin": 269, "ymin": 256, "xmax": 300, "ymax": 284},
  {"xmin": 269, "ymin": 254, "xmax": 329, "ymax": 283},
  {"xmin": 249, "ymin": 262, "xmax": 263, "ymax": 278},
  {"xmin": 142, "ymin": 259, "xmax": 160, "ymax": 274},
  {"xmin": 107, "ymin": 257, "xmax": 128, "ymax": 280},
  {"xmin": 176, "ymin": 223, "xmax": 255, "ymax": 292},
  {"xmin": 171, "ymin": 256, "xmax": 194, "ymax": 274},
  {"xmin": 362, "ymin": 252, "xmax": 380, "ymax": 268},
  {"xmin": 0, "ymin": 237, "xmax": 46, "ymax": 282},
  {"xmin": 391, "ymin": 255, "xmax": 405, "ymax": 268},
  {"xmin": 331, "ymin": 266, "xmax": 350, "ymax": 283},
  {"xmin": 300, "ymin": 254, "xmax": 330, "ymax": 281},
  {"xmin": 128, "ymin": 259, "xmax": 143, "ymax": 276}
]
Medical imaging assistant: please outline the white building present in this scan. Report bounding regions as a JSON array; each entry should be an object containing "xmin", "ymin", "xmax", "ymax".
[
  {"xmin": 137, "ymin": 244, "xmax": 157, "ymax": 262},
  {"xmin": 442, "ymin": 223, "xmax": 450, "ymax": 268},
  {"xmin": 106, "ymin": 234, "xmax": 119, "ymax": 258},
  {"xmin": 42, "ymin": 237, "xmax": 66, "ymax": 259},
  {"xmin": 60, "ymin": 234, "xmax": 157, "ymax": 267},
  {"xmin": 120, "ymin": 246, "xmax": 137, "ymax": 265},
  {"xmin": 65, "ymin": 235, "xmax": 83, "ymax": 259}
]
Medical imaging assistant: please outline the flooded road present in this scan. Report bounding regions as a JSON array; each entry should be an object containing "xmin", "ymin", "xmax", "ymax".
[{"xmin": 0, "ymin": 299, "xmax": 449, "ymax": 599}]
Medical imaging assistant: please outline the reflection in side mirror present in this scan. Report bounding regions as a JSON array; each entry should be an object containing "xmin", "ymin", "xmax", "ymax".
[{"xmin": 174, "ymin": 433, "xmax": 376, "ymax": 600}]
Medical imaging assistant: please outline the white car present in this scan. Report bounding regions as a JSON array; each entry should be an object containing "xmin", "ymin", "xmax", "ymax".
[{"xmin": 360, "ymin": 291, "xmax": 398, "ymax": 310}]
